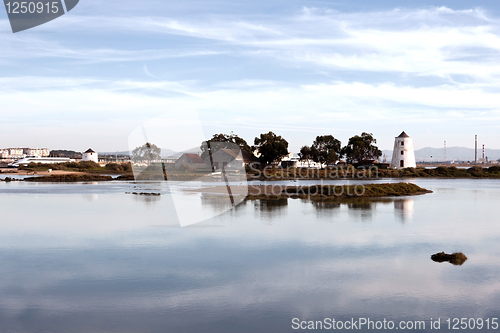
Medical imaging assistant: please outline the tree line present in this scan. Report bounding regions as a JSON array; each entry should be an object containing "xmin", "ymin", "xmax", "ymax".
[
  {"xmin": 201, "ymin": 131, "xmax": 382, "ymax": 166},
  {"xmin": 131, "ymin": 131, "xmax": 382, "ymax": 167}
]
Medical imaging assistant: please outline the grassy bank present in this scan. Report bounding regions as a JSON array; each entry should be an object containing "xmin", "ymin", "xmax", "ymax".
[
  {"xmin": 20, "ymin": 161, "xmax": 132, "ymax": 174},
  {"xmin": 246, "ymin": 165, "xmax": 500, "ymax": 180},
  {"xmin": 246, "ymin": 182, "xmax": 432, "ymax": 201},
  {"xmin": 24, "ymin": 175, "xmax": 113, "ymax": 182},
  {"xmin": 378, "ymin": 166, "xmax": 500, "ymax": 178}
]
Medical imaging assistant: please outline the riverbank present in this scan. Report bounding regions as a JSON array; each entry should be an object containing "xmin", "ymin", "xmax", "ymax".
[
  {"xmin": 0, "ymin": 169, "xmax": 90, "ymax": 176},
  {"xmin": 4, "ymin": 165, "xmax": 500, "ymax": 182},
  {"xmin": 247, "ymin": 165, "xmax": 500, "ymax": 180}
]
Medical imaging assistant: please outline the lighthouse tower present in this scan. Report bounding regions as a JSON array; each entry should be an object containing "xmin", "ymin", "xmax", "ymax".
[{"xmin": 391, "ymin": 131, "xmax": 416, "ymax": 169}]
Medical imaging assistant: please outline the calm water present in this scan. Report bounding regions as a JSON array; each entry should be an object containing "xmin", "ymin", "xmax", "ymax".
[{"xmin": 0, "ymin": 178, "xmax": 499, "ymax": 332}]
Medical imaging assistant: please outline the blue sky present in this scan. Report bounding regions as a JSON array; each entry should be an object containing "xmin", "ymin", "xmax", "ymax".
[{"xmin": 1, "ymin": 0, "xmax": 500, "ymax": 152}]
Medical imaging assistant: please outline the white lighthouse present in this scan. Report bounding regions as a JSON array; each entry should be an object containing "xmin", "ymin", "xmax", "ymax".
[
  {"xmin": 391, "ymin": 131, "xmax": 416, "ymax": 169},
  {"xmin": 82, "ymin": 148, "xmax": 98, "ymax": 163}
]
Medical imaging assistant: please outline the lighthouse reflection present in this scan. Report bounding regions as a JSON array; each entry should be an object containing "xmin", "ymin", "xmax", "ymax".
[{"xmin": 394, "ymin": 199, "xmax": 414, "ymax": 223}]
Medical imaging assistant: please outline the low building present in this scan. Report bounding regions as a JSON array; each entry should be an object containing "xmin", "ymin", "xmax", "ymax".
[
  {"xmin": 175, "ymin": 153, "xmax": 207, "ymax": 170},
  {"xmin": 82, "ymin": 148, "xmax": 99, "ymax": 163}
]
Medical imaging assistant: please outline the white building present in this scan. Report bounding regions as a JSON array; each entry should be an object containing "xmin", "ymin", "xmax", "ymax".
[
  {"xmin": 391, "ymin": 131, "xmax": 416, "ymax": 169},
  {"xmin": 25, "ymin": 148, "xmax": 50, "ymax": 157},
  {"xmin": 82, "ymin": 148, "xmax": 98, "ymax": 163}
]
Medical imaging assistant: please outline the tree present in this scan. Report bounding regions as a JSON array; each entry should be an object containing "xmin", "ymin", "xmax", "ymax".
[
  {"xmin": 310, "ymin": 135, "xmax": 341, "ymax": 166},
  {"xmin": 200, "ymin": 133, "xmax": 251, "ymax": 160},
  {"xmin": 131, "ymin": 142, "xmax": 161, "ymax": 163},
  {"xmin": 341, "ymin": 132, "xmax": 382, "ymax": 164},
  {"xmin": 298, "ymin": 145, "xmax": 312, "ymax": 167},
  {"xmin": 252, "ymin": 131, "xmax": 289, "ymax": 165}
]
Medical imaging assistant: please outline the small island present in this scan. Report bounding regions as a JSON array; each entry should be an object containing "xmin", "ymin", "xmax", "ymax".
[{"xmin": 192, "ymin": 182, "xmax": 432, "ymax": 201}]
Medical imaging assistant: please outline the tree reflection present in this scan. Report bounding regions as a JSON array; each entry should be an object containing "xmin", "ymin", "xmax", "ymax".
[
  {"xmin": 132, "ymin": 194, "xmax": 161, "ymax": 205},
  {"xmin": 200, "ymin": 193, "xmax": 247, "ymax": 211}
]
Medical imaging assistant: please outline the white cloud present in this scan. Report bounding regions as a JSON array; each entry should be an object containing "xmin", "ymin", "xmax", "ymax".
[{"xmin": 2, "ymin": 6, "xmax": 500, "ymax": 149}]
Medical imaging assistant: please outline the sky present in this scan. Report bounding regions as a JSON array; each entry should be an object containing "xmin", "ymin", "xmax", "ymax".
[{"xmin": 1, "ymin": 0, "xmax": 500, "ymax": 152}]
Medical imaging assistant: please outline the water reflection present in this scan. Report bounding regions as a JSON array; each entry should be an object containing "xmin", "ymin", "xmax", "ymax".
[
  {"xmin": 311, "ymin": 201, "xmax": 341, "ymax": 210},
  {"xmin": 82, "ymin": 194, "xmax": 99, "ymax": 202},
  {"xmin": 394, "ymin": 199, "xmax": 414, "ymax": 223},
  {"xmin": 347, "ymin": 200, "xmax": 375, "ymax": 221},
  {"xmin": 0, "ymin": 180, "xmax": 498, "ymax": 332},
  {"xmin": 131, "ymin": 193, "xmax": 161, "ymax": 205},
  {"xmin": 252, "ymin": 199, "xmax": 288, "ymax": 222}
]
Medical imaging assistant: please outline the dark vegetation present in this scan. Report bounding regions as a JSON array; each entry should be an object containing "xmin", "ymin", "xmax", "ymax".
[
  {"xmin": 431, "ymin": 252, "xmax": 468, "ymax": 266},
  {"xmin": 200, "ymin": 133, "xmax": 252, "ymax": 160},
  {"xmin": 24, "ymin": 175, "xmax": 113, "ymax": 182},
  {"xmin": 49, "ymin": 150, "xmax": 82, "ymax": 159},
  {"xmin": 131, "ymin": 142, "xmax": 161, "ymax": 163},
  {"xmin": 252, "ymin": 131, "xmax": 289, "ymax": 165},
  {"xmin": 20, "ymin": 161, "xmax": 132, "ymax": 173},
  {"xmin": 378, "ymin": 166, "xmax": 500, "ymax": 178},
  {"xmin": 247, "ymin": 182, "xmax": 431, "ymax": 201}
]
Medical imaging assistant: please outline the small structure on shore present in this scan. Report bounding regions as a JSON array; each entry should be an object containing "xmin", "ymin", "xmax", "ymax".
[
  {"xmin": 391, "ymin": 131, "xmax": 416, "ymax": 169},
  {"xmin": 82, "ymin": 148, "xmax": 98, "ymax": 163}
]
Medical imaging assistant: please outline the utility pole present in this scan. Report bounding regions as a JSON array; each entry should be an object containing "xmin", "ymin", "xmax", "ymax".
[
  {"xmin": 444, "ymin": 140, "xmax": 446, "ymax": 164},
  {"xmin": 475, "ymin": 135, "xmax": 478, "ymax": 164}
]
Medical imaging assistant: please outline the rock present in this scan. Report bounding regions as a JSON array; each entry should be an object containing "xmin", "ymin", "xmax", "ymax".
[{"xmin": 431, "ymin": 252, "xmax": 467, "ymax": 266}]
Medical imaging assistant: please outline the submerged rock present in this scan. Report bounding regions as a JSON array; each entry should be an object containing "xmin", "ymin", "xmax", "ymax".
[
  {"xmin": 431, "ymin": 252, "xmax": 467, "ymax": 266},
  {"xmin": 127, "ymin": 192, "xmax": 161, "ymax": 196}
]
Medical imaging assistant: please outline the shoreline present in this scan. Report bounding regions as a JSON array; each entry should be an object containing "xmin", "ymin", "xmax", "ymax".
[{"xmin": 2, "ymin": 164, "xmax": 500, "ymax": 181}]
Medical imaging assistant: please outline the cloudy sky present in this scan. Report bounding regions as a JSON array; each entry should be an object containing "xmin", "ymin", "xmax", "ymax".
[{"xmin": 1, "ymin": 0, "xmax": 500, "ymax": 152}]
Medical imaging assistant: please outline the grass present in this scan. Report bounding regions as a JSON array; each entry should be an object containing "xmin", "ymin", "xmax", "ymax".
[
  {"xmin": 24, "ymin": 175, "xmax": 113, "ymax": 182},
  {"xmin": 247, "ymin": 182, "xmax": 431, "ymax": 201},
  {"xmin": 20, "ymin": 161, "xmax": 132, "ymax": 174}
]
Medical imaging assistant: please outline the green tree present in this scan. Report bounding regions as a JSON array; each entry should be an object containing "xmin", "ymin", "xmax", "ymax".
[
  {"xmin": 341, "ymin": 132, "xmax": 382, "ymax": 164},
  {"xmin": 200, "ymin": 133, "xmax": 251, "ymax": 160},
  {"xmin": 131, "ymin": 142, "xmax": 161, "ymax": 163},
  {"xmin": 298, "ymin": 145, "xmax": 312, "ymax": 167},
  {"xmin": 252, "ymin": 131, "xmax": 289, "ymax": 165},
  {"xmin": 311, "ymin": 135, "xmax": 341, "ymax": 167}
]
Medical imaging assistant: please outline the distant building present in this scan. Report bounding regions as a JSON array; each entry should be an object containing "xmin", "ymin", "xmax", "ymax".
[
  {"xmin": 9, "ymin": 148, "xmax": 24, "ymax": 159},
  {"xmin": 82, "ymin": 148, "xmax": 98, "ymax": 163},
  {"xmin": 391, "ymin": 131, "xmax": 416, "ymax": 169},
  {"xmin": 175, "ymin": 153, "xmax": 207, "ymax": 170},
  {"xmin": 25, "ymin": 148, "xmax": 50, "ymax": 157}
]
